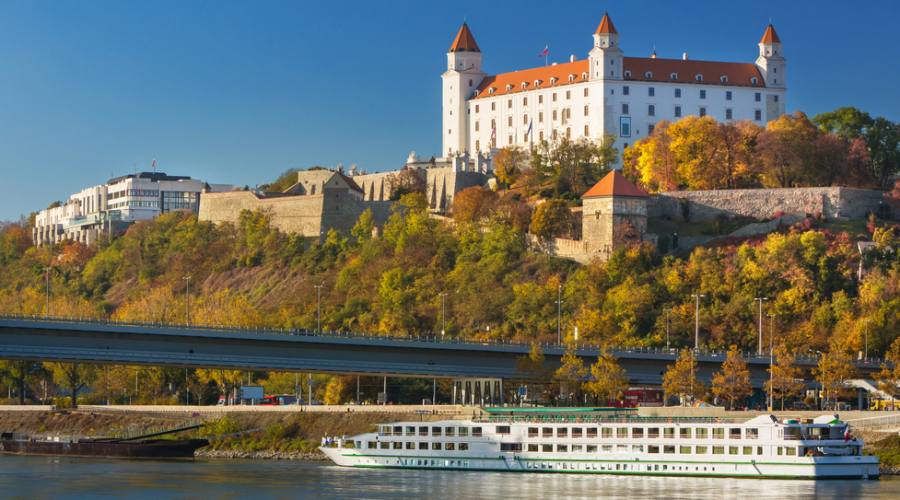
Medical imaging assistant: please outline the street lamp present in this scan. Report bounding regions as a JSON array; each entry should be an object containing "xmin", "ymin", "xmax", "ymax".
[
  {"xmin": 690, "ymin": 294, "xmax": 706, "ymax": 352},
  {"xmin": 767, "ymin": 313, "xmax": 776, "ymax": 411},
  {"xmin": 754, "ymin": 297, "xmax": 769, "ymax": 356},
  {"xmin": 182, "ymin": 275, "xmax": 191, "ymax": 326},
  {"xmin": 556, "ymin": 284, "xmax": 564, "ymax": 345},
  {"xmin": 439, "ymin": 292, "xmax": 449, "ymax": 338},
  {"xmin": 314, "ymin": 282, "xmax": 325, "ymax": 334},
  {"xmin": 43, "ymin": 266, "xmax": 52, "ymax": 317}
]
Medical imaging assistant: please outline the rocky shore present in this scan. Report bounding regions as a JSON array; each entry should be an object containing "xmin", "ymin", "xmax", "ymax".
[{"xmin": 196, "ymin": 449, "xmax": 327, "ymax": 461}]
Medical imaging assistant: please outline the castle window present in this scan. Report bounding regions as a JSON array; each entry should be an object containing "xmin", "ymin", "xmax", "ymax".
[
  {"xmin": 521, "ymin": 82, "xmax": 528, "ymax": 90},
  {"xmin": 524, "ymin": 114, "xmax": 529, "ymax": 125},
  {"xmin": 648, "ymin": 87, "xmax": 655, "ymax": 97},
  {"xmin": 622, "ymin": 103, "xmax": 629, "ymax": 115},
  {"xmin": 523, "ymin": 97, "xmax": 528, "ymax": 105},
  {"xmin": 624, "ymin": 70, "xmax": 632, "ymax": 79},
  {"xmin": 699, "ymin": 107, "xmax": 707, "ymax": 117},
  {"xmin": 475, "ymin": 104, "xmax": 479, "ymax": 113},
  {"xmin": 473, "ymin": 90, "xmax": 480, "ymax": 98},
  {"xmin": 508, "ymin": 99, "xmax": 512, "ymax": 109},
  {"xmin": 565, "ymin": 90, "xmax": 571, "ymax": 100},
  {"xmin": 538, "ymin": 95, "xmax": 543, "ymax": 104},
  {"xmin": 508, "ymin": 134, "xmax": 512, "ymax": 144},
  {"xmin": 584, "ymin": 124, "xmax": 589, "ymax": 136},
  {"xmin": 675, "ymin": 105, "xmax": 682, "ymax": 118},
  {"xmin": 507, "ymin": 116, "xmax": 512, "ymax": 126},
  {"xmin": 566, "ymin": 127, "xmax": 571, "ymax": 138},
  {"xmin": 568, "ymin": 74, "xmax": 575, "ymax": 82},
  {"xmin": 699, "ymin": 89, "xmax": 706, "ymax": 99},
  {"xmin": 755, "ymin": 109, "xmax": 762, "ymax": 121},
  {"xmin": 648, "ymin": 123, "xmax": 655, "ymax": 134},
  {"xmin": 488, "ymin": 87, "xmax": 495, "ymax": 94},
  {"xmin": 648, "ymin": 104, "xmax": 655, "ymax": 117},
  {"xmin": 695, "ymin": 74, "xmax": 703, "ymax": 82},
  {"xmin": 539, "ymin": 131, "xmax": 544, "ymax": 141},
  {"xmin": 670, "ymin": 72, "xmax": 678, "ymax": 80},
  {"xmin": 644, "ymin": 71, "xmax": 653, "ymax": 79},
  {"xmin": 550, "ymin": 77, "xmax": 558, "ymax": 85},
  {"xmin": 773, "ymin": 67, "xmax": 777, "ymax": 74},
  {"xmin": 506, "ymin": 84, "xmax": 513, "ymax": 91},
  {"xmin": 552, "ymin": 93, "xmax": 558, "ymax": 102},
  {"xmin": 773, "ymin": 95, "xmax": 779, "ymax": 102},
  {"xmin": 720, "ymin": 75, "xmax": 729, "ymax": 84},
  {"xmin": 675, "ymin": 88, "xmax": 682, "ymax": 98},
  {"xmin": 539, "ymin": 111, "xmax": 544, "ymax": 123},
  {"xmin": 523, "ymin": 132, "xmax": 529, "ymax": 142},
  {"xmin": 584, "ymin": 88, "xmax": 589, "ymax": 97},
  {"xmin": 584, "ymin": 105, "xmax": 589, "ymax": 116},
  {"xmin": 552, "ymin": 129, "xmax": 558, "ymax": 140},
  {"xmin": 726, "ymin": 108, "xmax": 733, "ymax": 120},
  {"xmin": 582, "ymin": 72, "xmax": 588, "ymax": 80},
  {"xmin": 535, "ymin": 79, "xmax": 542, "ymax": 88},
  {"xmin": 751, "ymin": 77, "xmax": 759, "ymax": 85},
  {"xmin": 475, "ymin": 121, "xmax": 479, "ymax": 132},
  {"xmin": 475, "ymin": 140, "xmax": 480, "ymax": 151},
  {"xmin": 755, "ymin": 92, "xmax": 761, "ymax": 102},
  {"xmin": 552, "ymin": 110, "xmax": 558, "ymax": 121},
  {"xmin": 491, "ymin": 102, "xmax": 496, "ymax": 111},
  {"xmin": 623, "ymin": 86, "xmax": 630, "ymax": 96},
  {"xmin": 491, "ymin": 119, "xmax": 495, "ymax": 129}
]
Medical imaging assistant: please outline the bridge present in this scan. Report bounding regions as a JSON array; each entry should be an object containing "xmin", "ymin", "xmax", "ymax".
[{"xmin": 0, "ymin": 316, "xmax": 884, "ymax": 388}]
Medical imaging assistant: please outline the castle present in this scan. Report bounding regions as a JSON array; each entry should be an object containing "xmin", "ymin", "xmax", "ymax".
[{"xmin": 442, "ymin": 13, "xmax": 787, "ymax": 160}]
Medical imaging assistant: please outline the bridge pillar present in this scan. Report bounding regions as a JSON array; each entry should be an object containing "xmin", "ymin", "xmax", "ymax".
[{"xmin": 451, "ymin": 378, "xmax": 503, "ymax": 406}]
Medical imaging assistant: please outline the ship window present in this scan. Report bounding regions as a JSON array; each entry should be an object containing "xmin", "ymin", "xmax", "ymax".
[
  {"xmin": 528, "ymin": 427, "xmax": 539, "ymax": 437},
  {"xmin": 556, "ymin": 444, "xmax": 568, "ymax": 453},
  {"xmin": 367, "ymin": 441, "xmax": 376, "ymax": 449},
  {"xmin": 528, "ymin": 444, "xmax": 538, "ymax": 452},
  {"xmin": 459, "ymin": 443, "xmax": 469, "ymax": 451},
  {"xmin": 729, "ymin": 446, "xmax": 739, "ymax": 455},
  {"xmin": 602, "ymin": 445, "xmax": 612, "ymax": 452},
  {"xmin": 648, "ymin": 445, "xmax": 659, "ymax": 454},
  {"xmin": 680, "ymin": 428, "xmax": 691, "ymax": 439},
  {"xmin": 572, "ymin": 445, "xmax": 583, "ymax": 452},
  {"xmin": 712, "ymin": 428, "xmax": 724, "ymax": 439},
  {"xmin": 617, "ymin": 445, "xmax": 628, "ymax": 452},
  {"xmin": 572, "ymin": 427, "xmax": 583, "ymax": 438},
  {"xmin": 587, "ymin": 445, "xmax": 597, "ymax": 452},
  {"xmin": 785, "ymin": 447, "xmax": 797, "ymax": 456},
  {"xmin": 542, "ymin": 427, "xmax": 553, "ymax": 437},
  {"xmin": 501, "ymin": 443, "xmax": 523, "ymax": 452},
  {"xmin": 392, "ymin": 442, "xmax": 402, "ymax": 450},
  {"xmin": 458, "ymin": 427, "xmax": 468, "ymax": 437},
  {"xmin": 472, "ymin": 427, "xmax": 482, "ymax": 437},
  {"xmin": 587, "ymin": 427, "xmax": 598, "ymax": 438},
  {"xmin": 696, "ymin": 428, "xmax": 708, "ymax": 439},
  {"xmin": 680, "ymin": 446, "xmax": 692, "ymax": 454},
  {"xmin": 445, "ymin": 427, "xmax": 455, "ymax": 437},
  {"xmin": 601, "ymin": 427, "xmax": 612, "ymax": 438},
  {"xmin": 419, "ymin": 442, "xmax": 428, "ymax": 450},
  {"xmin": 632, "ymin": 445, "xmax": 643, "ymax": 453},
  {"xmin": 418, "ymin": 426, "xmax": 428, "ymax": 436},
  {"xmin": 712, "ymin": 446, "xmax": 725, "ymax": 455},
  {"xmin": 743, "ymin": 446, "xmax": 753, "ymax": 455},
  {"xmin": 695, "ymin": 445, "xmax": 707, "ymax": 454},
  {"xmin": 405, "ymin": 426, "xmax": 415, "ymax": 436},
  {"xmin": 496, "ymin": 426, "xmax": 511, "ymax": 435},
  {"xmin": 664, "ymin": 445, "xmax": 676, "ymax": 454},
  {"xmin": 432, "ymin": 442, "xmax": 442, "ymax": 450},
  {"xmin": 405, "ymin": 442, "xmax": 415, "ymax": 450},
  {"xmin": 380, "ymin": 426, "xmax": 391, "ymax": 435},
  {"xmin": 557, "ymin": 428, "xmax": 568, "ymax": 438},
  {"xmin": 746, "ymin": 428, "xmax": 758, "ymax": 439},
  {"xmin": 632, "ymin": 428, "xmax": 644, "ymax": 438},
  {"xmin": 393, "ymin": 426, "xmax": 402, "ymax": 434},
  {"xmin": 648, "ymin": 428, "xmax": 660, "ymax": 438},
  {"xmin": 758, "ymin": 446, "xmax": 764, "ymax": 455},
  {"xmin": 664, "ymin": 428, "xmax": 675, "ymax": 439},
  {"xmin": 542, "ymin": 444, "xmax": 553, "ymax": 452},
  {"xmin": 617, "ymin": 428, "xmax": 628, "ymax": 438},
  {"xmin": 777, "ymin": 447, "xmax": 783, "ymax": 456},
  {"xmin": 380, "ymin": 442, "xmax": 389, "ymax": 449},
  {"xmin": 730, "ymin": 428, "xmax": 742, "ymax": 439}
]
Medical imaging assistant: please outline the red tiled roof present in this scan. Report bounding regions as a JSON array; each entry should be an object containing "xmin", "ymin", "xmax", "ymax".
[
  {"xmin": 595, "ymin": 13, "xmax": 617, "ymax": 35},
  {"xmin": 760, "ymin": 24, "xmax": 780, "ymax": 44},
  {"xmin": 582, "ymin": 171, "xmax": 648, "ymax": 198},
  {"xmin": 449, "ymin": 23, "xmax": 480, "ymax": 53},
  {"xmin": 474, "ymin": 56, "xmax": 764, "ymax": 99}
]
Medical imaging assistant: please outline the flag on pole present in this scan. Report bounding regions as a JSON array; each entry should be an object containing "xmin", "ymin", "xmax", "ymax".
[
  {"xmin": 526, "ymin": 119, "xmax": 533, "ymax": 140},
  {"xmin": 151, "ymin": 158, "xmax": 157, "ymax": 171},
  {"xmin": 538, "ymin": 45, "xmax": 549, "ymax": 58},
  {"xmin": 490, "ymin": 124, "xmax": 496, "ymax": 147}
]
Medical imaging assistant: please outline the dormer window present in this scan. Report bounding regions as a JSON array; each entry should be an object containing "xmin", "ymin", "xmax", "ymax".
[
  {"xmin": 521, "ymin": 82, "xmax": 528, "ymax": 89},
  {"xmin": 750, "ymin": 76, "xmax": 759, "ymax": 85},
  {"xmin": 644, "ymin": 71, "xmax": 653, "ymax": 79},
  {"xmin": 695, "ymin": 74, "xmax": 704, "ymax": 82},
  {"xmin": 670, "ymin": 72, "xmax": 678, "ymax": 80},
  {"xmin": 720, "ymin": 75, "xmax": 729, "ymax": 83},
  {"xmin": 581, "ymin": 72, "xmax": 588, "ymax": 80},
  {"xmin": 488, "ymin": 87, "xmax": 495, "ymax": 95},
  {"xmin": 550, "ymin": 77, "xmax": 558, "ymax": 85},
  {"xmin": 504, "ymin": 84, "xmax": 512, "ymax": 92},
  {"xmin": 473, "ymin": 90, "xmax": 480, "ymax": 98},
  {"xmin": 568, "ymin": 74, "xmax": 575, "ymax": 82},
  {"xmin": 623, "ymin": 70, "xmax": 632, "ymax": 78},
  {"xmin": 534, "ymin": 79, "xmax": 542, "ymax": 88}
]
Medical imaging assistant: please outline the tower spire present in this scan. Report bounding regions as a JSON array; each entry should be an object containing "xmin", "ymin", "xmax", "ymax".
[
  {"xmin": 449, "ymin": 22, "xmax": 480, "ymax": 53},
  {"xmin": 595, "ymin": 12, "xmax": 618, "ymax": 35}
]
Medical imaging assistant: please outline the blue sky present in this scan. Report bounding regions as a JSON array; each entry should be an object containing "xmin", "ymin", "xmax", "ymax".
[{"xmin": 1, "ymin": 0, "xmax": 898, "ymax": 221}]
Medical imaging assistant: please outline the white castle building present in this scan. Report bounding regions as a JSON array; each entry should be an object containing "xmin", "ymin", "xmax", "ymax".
[{"xmin": 442, "ymin": 13, "xmax": 786, "ymax": 159}]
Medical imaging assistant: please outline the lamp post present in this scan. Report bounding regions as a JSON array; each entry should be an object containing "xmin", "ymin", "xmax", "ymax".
[
  {"xmin": 439, "ymin": 292, "xmax": 448, "ymax": 338},
  {"xmin": 768, "ymin": 314, "xmax": 775, "ymax": 411},
  {"xmin": 556, "ymin": 284, "xmax": 564, "ymax": 345},
  {"xmin": 43, "ymin": 266, "xmax": 52, "ymax": 317},
  {"xmin": 314, "ymin": 282, "xmax": 325, "ymax": 334},
  {"xmin": 182, "ymin": 275, "xmax": 191, "ymax": 326},
  {"xmin": 691, "ymin": 294, "xmax": 705, "ymax": 352},
  {"xmin": 754, "ymin": 297, "xmax": 769, "ymax": 356}
]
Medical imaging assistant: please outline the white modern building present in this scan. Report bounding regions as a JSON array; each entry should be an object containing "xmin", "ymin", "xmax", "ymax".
[
  {"xmin": 442, "ymin": 13, "xmax": 787, "ymax": 160},
  {"xmin": 33, "ymin": 172, "xmax": 233, "ymax": 246}
]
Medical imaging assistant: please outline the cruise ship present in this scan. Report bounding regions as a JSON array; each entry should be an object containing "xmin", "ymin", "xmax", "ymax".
[{"xmin": 320, "ymin": 408, "xmax": 879, "ymax": 479}]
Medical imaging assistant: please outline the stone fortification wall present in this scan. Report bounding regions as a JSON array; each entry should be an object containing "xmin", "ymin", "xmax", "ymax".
[
  {"xmin": 648, "ymin": 187, "xmax": 885, "ymax": 222},
  {"xmin": 353, "ymin": 167, "xmax": 488, "ymax": 213}
]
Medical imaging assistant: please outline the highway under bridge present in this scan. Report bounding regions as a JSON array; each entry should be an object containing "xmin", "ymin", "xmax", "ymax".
[{"xmin": 0, "ymin": 316, "xmax": 884, "ymax": 388}]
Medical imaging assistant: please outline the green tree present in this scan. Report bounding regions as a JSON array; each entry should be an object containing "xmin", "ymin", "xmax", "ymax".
[
  {"xmin": 0, "ymin": 361, "xmax": 44, "ymax": 404},
  {"xmin": 529, "ymin": 199, "xmax": 574, "ymax": 241},
  {"xmin": 46, "ymin": 362, "xmax": 98, "ymax": 408},
  {"xmin": 528, "ymin": 136, "xmax": 617, "ymax": 198},
  {"xmin": 583, "ymin": 350, "xmax": 628, "ymax": 404},
  {"xmin": 711, "ymin": 345, "xmax": 752, "ymax": 409}
]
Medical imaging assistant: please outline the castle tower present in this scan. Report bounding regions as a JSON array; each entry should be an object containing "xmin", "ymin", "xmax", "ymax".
[
  {"xmin": 589, "ymin": 12, "xmax": 623, "ymax": 81},
  {"xmin": 442, "ymin": 23, "xmax": 485, "ymax": 158},
  {"xmin": 755, "ymin": 24, "xmax": 786, "ymax": 88},
  {"xmin": 582, "ymin": 171, "xmax": 648, "ymax": 259}
]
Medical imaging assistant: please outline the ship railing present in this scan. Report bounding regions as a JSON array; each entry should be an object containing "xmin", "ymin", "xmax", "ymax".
[{"xmin": 477, "ymin": 415, "xmax": 738, "ymax": 424}]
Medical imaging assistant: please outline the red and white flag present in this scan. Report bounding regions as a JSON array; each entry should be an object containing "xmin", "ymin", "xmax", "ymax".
[{"xmin": 537, "ymin": 45, "xmax": 549, "ymax": 58}]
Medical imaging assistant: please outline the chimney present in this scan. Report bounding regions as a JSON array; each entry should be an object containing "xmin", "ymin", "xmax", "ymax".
[
  {"xmin": 682, "ymin": 52, "xmax": 688, "ymax": 60},
  {"xmin": 650, "ymin": 51, "xmax": 657, "ymax": 59},
  {"xmin": 569, "ymin": 54, "xmax": 575, "ymax": 63}
]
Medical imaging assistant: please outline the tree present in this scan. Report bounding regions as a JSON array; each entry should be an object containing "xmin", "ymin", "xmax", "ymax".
[
  {"xmin": 757, "ymin": 112, "xmax": 819, "ymax": 188},
  {"xmin": 0, "ymin": 361, "xmax": 44, "ymax": 404},
  {"xmin": 767, "ymin": 344, "xmax": 805, "ymax": 410},
  {"xmin": 554, "ymin": 346, "xmax": 587, "ymax": 404},
  {"xmin": 662, "ymin": 348, "xmax": 699, "ymax": 406},
  {"xmin": 517, "ymin": 343, "xmax": 550, "ymax": 380},
  {"xmin": 452, "ymin": 186, "xmax": 498, "ymax": 223},
  {"xmin": 46, "ymin": 362, "xmax": 98, "ymax": 408},
  {"xmin": 323, "ymin": 376, "xmax": 348, "ymax": 405},
  {"xmin": 493, "ymin": 146, "xmax": 527, "ymax": 187},
  {"xmin": 583, "ymin": 350, "xmax": 628, "ymax": 405},
  {"xmin": 711, "ymin": 345, "xmax": 752, "ymax": 409},
  {"xmin": 865, "ymin": 117, "xmax": 900, "ymax": 188},
  {"xmin": 528, "ymin": 136, "xmax": 617, "ymax": 198},
  {"xmin": 529, "ymin": 199, "xmax": 575, "ymax": 241},
  {"xmin": 387, "ymin": 168, "xmax": 426, "ymax": 200},
  {"xmin": 814, "ymin": 349, "xmax": 856, "ymax": 410}
]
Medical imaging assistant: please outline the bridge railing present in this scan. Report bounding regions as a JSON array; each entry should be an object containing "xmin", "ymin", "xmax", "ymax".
[{"xmin": 0, "ymin": 313, "xmax": 886, "ymax": 367}]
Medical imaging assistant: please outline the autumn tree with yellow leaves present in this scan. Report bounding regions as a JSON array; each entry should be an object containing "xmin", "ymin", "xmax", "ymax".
[{"xmin": 711, "ymin": 345, "xmax": 752, "ymax": 409}]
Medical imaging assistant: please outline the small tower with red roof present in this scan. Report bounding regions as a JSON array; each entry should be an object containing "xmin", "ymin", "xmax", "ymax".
[
  {"xmin": 581, "ymin": 170, "xmax": 649, "ymax": 258},
  {"xmin": 756, "ymin": 24, "xmax": 786, "ymax": 89},
  {"xmin": 589, "ymin": 12, "xmax": 623, "ymax": 81},
  {"xmin": 442, "ymin": 23, "xmax": 486, "ymax": 157}
]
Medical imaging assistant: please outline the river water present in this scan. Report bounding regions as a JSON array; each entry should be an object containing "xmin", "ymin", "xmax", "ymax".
[{"xmin": 1, "ymin": 456, "xmax": 898, "ymax": 499}]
